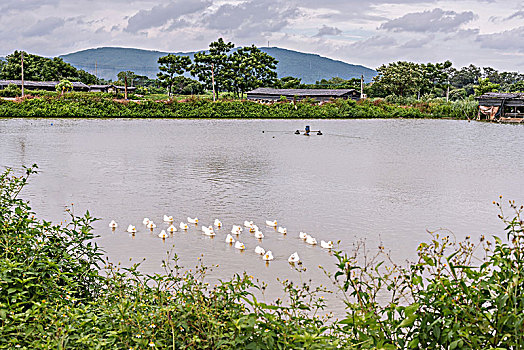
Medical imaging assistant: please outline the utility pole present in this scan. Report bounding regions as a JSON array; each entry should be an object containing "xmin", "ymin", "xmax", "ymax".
[
  {"xmin": 21, "ymin": 52, "xmax": 25, "ymax": 97},
  {"xmin": 211, "ymin": 63, "xmax": 216, "ymax": 102},
  {"xmin": 124, "ymin": 75, "xmax": 128, "ymax": 100},
  {"xmin": 360, "ymin": 75, "xmax": 364, "ymax": 99}
]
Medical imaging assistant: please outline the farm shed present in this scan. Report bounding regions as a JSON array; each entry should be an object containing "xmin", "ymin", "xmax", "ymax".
[
  {"xmin": 0, "ymin": 80, "xmax": 90, "ymax": 92},
  {"xmin": 88, "ymin": 85, "xmax": 136, "ymax": 93},
  {"xmin": 477, "ymin": 92, "xmax": 524, "ymax": 122},
  {"xmin": 246, "ymin": 88, "xmax": 360, "ymax": 102}
]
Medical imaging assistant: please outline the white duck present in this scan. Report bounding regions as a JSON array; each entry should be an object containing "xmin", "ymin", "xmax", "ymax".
[
  {"xmin": 142, "ymin": 218, "xmax": 150, "ymax": 225},
  {"xmin": 250, "ymin": 225, "xmax": 259, "ymax": 233},
  {"xmin": 126, "ymin": 225, "xmax": 136, "ymax": 234},
  {"xmin": 277, "ymin": 227, "xmax": 287, "ymax": 234},
  {"xmin": 234, "ymin": 241, "xmax": 245, "ymax": 250},
  {"xmin": 202, "ymin": 226, "xmax": 215, "ymax": 236},
  {"xmin": 109, "ymin": 220, "xmax": 118, "ymax": 229},
  {"xmin": 244, "ymin": 220, "xmax": 254, "ymax": 228},
  {"xmin": 254, "ymin": 246, "xmax": 266, "ymax": 255},
  {"xmin": 158, "ymin": 230, "xmax": 169, "ymax": 239},
  {"xmin": 147, "ymin": 221, "xmax": 157, "ymax": 230},
  {"xmin": 179, "ymin": 222, "xmax": 188, "ymax": 230},
  {"xmin": 225, "ymin": 234, "xmax": 235, "ymax": 244},
  {"xmin": 214, "ymin": 219, "xmax": 222, "ymax": 228},
  {"xmin": 306, "ymin": 235, "xmax": 317, "ymax": 245},
  {"xmin": 299, "ymin": 232, "xmax": 308, "ymax": 240},
  {"xmin": 262, "ymin": 251, "xmax": 274, "ymax": 261},
  {"xmin": 254, "ymin": 230, "xmax": 264, "ymax": 239},
  {"xmin": 163, "ymin": 215, "xmax": 174, "ymax": 222},
  {"xmin": 187, "ymin": 217, "xmax": 198, "ymax": 224},
  {"xmin": 167, "ymin": 225, "xmax": 177, "ymax": 233},
  {"xmin": 321, "ymin": 240, "xmax": 334, "ymax": 249},
  {"xmin": 265, "ymin": 220, "xmax": 277, "ymax": 227},
  {"xmin": 231, "ymin": 225, "xmax": 243, "ymax": 235},
  {"xmin": 288, "ymin": 252, "xmax": 300, "ymax": 264}
]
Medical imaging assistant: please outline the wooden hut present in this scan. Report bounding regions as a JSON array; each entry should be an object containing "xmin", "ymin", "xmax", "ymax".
[
  {"xmin": 246, "ymin": 88, "xmax": 360, "ymax": 102},
  {"xmin": 477, "ymin": 92, "xmax": 524, "ymax": 122}
]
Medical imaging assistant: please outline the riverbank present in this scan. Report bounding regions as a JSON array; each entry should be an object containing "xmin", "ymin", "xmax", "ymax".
[{"xmin": 0, "ymin": 94, "xmax": 478, "ymax": 119}]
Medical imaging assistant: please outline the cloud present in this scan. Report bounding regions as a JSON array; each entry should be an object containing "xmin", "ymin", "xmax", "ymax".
[
  {"xmin": 314, "ymin": 25, "xmax": 342, "ymax": 37},
  {"xmin": 125, "ymin": 0, "xmax": 211, "ymax": 33},
  {"xmin": 506, "ymin": 10, "xmax": 524, "ymax": 20},
  {"xmin": 379, "ymin": 8, "xmax": 477, "ymax": 33},
  {"xmin": 202, "ymin": 0, "xmax": 300, "ymax": 36},
  {"xmin": 476, "ymin": 26, "xmax": 524, "ymax": 52},
  {"xmin": 24, "ymin": 17, "xmax": 65, "ymax": 37}
]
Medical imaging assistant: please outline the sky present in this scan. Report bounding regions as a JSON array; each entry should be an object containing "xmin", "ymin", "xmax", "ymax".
[{"xmin": 1, "ymin": 0, "xmax": 523, "ymax": 71}]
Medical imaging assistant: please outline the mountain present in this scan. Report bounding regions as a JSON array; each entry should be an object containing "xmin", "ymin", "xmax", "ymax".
[{"xmin": 60, "ymin": 47, "xmax": 377, "ymax": 84}]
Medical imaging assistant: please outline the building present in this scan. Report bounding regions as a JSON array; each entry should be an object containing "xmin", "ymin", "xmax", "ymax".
[
  {"xmin": 88, "ymin": 84, "xmax": 137, "ymax": 93},
  {"xmin": 477, "ymin": 92, "xmax": 524, "ymax": 122},
  {"xmin": 0, "ymin": 80, "xmax": 90, "ymax": 92},
  {"xmin": 246, "ymin": 88, "xmax": 360, "ymax": 102}
]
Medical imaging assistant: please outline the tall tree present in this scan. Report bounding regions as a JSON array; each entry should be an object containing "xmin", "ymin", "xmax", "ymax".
[
  {"xmin": 191, "ymin": 38, "xmax": 235, "ymax": 100},
  {"xmin": 157, "ymin": 55, "xmax": 191, "ymax": 96},
  {"xmin": 372, "ymin": 61, "xmax": 426, "ymax": 97},
  {"xmin": 228, "ymin": 45, "xmax": 278, "ymax": 97}
]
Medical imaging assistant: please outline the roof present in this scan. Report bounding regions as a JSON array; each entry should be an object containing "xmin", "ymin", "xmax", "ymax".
[
  {"xmin": 89, "ymin": 84, "xmax": 114, "ymax": 89},
  {"xmin": 477, "ymin": 92, "xmax": 524, "ymax": 100},
  {"xmin": 0, "ymin": 80, "xmax": 89, "ymax": 89},
  {"xmin": 247, "ymin": 88, "xmax": 357, "ymax": 97}
]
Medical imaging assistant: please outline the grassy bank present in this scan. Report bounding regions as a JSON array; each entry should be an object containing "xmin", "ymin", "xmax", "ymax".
[
  {"xmin": 2, "ymin": 166, "xmax": 522, "ymax": 349},
  {"xmin": 0, "ymin": 95, "xmax": 478, "ymax": 119}
]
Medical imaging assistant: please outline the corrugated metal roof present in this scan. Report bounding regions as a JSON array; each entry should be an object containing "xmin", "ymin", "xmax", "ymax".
[
  {"xmin": 0, "ymin": 80, "xmax": 89, "ymax": 89},
  {"xmin": 478, "ymin": 92, "xmax": 524, "ymax": 99},
  {"xmin": 247, "ymin": 88, "xmax": 356, "ymax": 96}
]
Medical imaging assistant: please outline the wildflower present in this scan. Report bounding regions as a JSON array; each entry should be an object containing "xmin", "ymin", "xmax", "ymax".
[
  {"xmin": 135, "ymin": 334, "xmax": 142, "ymax": 338},
  {"xmin": 149, "ymin": 341, "xmax": 155, "ymax": 347},
  {"xmin": 150, "ymin": 324, "xmax": 156, "ymax": 329}
]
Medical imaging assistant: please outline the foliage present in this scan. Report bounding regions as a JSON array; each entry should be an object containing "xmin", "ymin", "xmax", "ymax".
[
  {"xmin": 227, "ymin": 45, "xmax": 278, "ymax": 97},
  {"xmin": 0, "ymin": 166, "xmax": 339, "ymax": 349},
  {"xmin": 157, "ymin": 55, "xmax": 192, "ymax": 96},
  {"xmin": 0, "ymin": 84, "xmax": 21, "ymax": 97},
  {"xmin": 0, "ymin": 95, "xmax": 478, "ymax": 119},
  {"xmin": 330, "ymin": 197, "xmax": 524, "ymax": 349},
  {"xmin": 273, "ymin": 76, "xmax": 302, "ymax": 89},
  {"xmin": 1, "ymin": 51, "xmax": 98, "ymax": 84},
  {"xmin": 55, "ymin": 80, "xmax": 74, "ymax": 95},
  {"xmin": 169, "ymin": 76, "xmax": 204, "ymax": 95},
  {"xmin": 474, "ymin": 78, "xmax": 500, "ymax": 96},
  {"xmin": 191, "ymin": 38, "xmax": 235, "ymax": 100}
]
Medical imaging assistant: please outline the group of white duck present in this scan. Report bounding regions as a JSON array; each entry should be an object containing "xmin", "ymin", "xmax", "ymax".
[{"xmin": 108, "ymin": 217, "xmax": 334, "ymax": 264}]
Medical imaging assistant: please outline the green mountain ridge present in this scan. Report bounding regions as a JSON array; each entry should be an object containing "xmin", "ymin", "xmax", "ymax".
[{"xmin": 59, "ymin": 47, "xmax": 377, "ymax": 84}]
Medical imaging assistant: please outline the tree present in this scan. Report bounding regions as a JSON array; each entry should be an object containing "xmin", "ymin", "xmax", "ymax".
[
  {"xmin": 228, "ymin": 45, "xmax": 278, "ymax": 97},
  {"xmin": 0, "ymin": 51, "xmax": 97, "ymax": 84},
  {"xmin": 474, "ymin": 78, "xmax": 500, "ymax": 96},
  {"xmin": 55, "ymin": 80, "xmax": 74, "ymax": 96},
  {"xmin": 157, "ymin": 55, "xmax": 191, "ymax": 96},
  {"xmin": 117, "ymin": 71, "xmax": 137, "ymax": 86},
  {"xmin": 372, "ymin": 61, "xmax": 426, "ymax": 97},
  {"xmin": 273, "ymin": 76, "xmax": 302, "ymax": 89},
  {"xmin": 191, "ymin": 38, "xmax": 235, "ymax": 100},
  {"xmin": 170, "ymin": 76, "xmax": 204, "ymax": 95}
]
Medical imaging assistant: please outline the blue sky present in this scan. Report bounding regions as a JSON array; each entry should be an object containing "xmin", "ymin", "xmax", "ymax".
[{"xmin": 1, "ymin": 0, "xmax": 523, "ymax": 71}]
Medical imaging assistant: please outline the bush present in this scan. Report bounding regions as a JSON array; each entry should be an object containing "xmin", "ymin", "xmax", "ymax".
[{"xmin": 0, "ymin": 84, "xmax": 21, "ymax": 97}]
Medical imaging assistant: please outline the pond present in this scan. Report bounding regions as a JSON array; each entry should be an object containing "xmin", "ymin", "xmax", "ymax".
[{"xmin": 1, "ymin": 118, "xmax": 523, "ymax": 315}]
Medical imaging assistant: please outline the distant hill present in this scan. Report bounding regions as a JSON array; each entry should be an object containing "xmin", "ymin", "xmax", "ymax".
[{"xmin": 60, "ymin": 47, "xmax": 376, "ymax": 84}]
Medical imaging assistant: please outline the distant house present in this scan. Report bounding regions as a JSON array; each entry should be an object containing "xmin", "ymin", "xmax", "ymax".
[
  {"xmin": 246, "ymin": 88, "xmax": 361, "ymax": 102},
  {"xmin": 477, "ymin": 92, "xmax": 524, "ymax": 122},
  {"xmin": 0, "ymin": 80, "xmax": 90, "ymax": 92},
  {"xmin": 88, "ymin": 84, "xmax": 137, "ymax": 94}
]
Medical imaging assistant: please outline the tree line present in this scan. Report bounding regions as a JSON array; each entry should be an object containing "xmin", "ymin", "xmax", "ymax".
[{"xmin": 1, "ymin": 40, "xmax": 523, "ymax": 99}]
